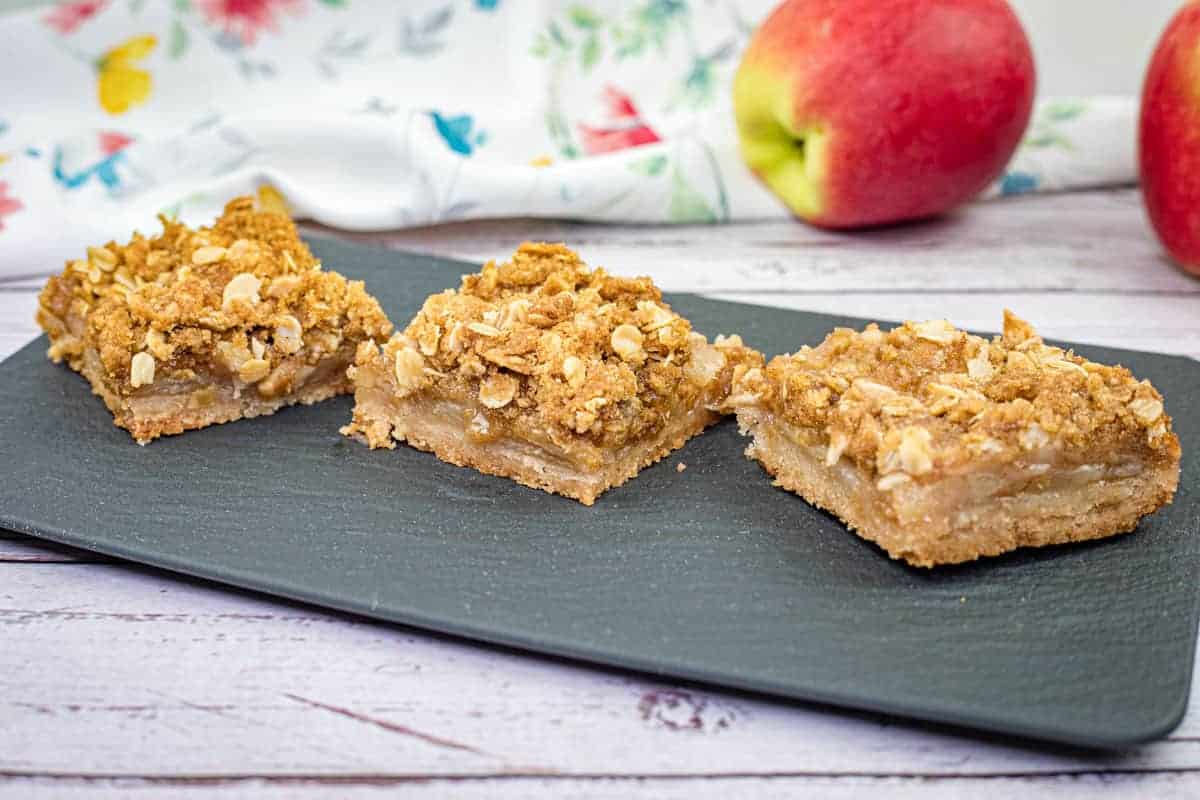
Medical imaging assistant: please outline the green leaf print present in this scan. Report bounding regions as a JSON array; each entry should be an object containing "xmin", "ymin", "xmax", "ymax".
[
  {"xmin": 635, "ymin": 0, "xmax": 685, "ymax": 52},
  {"xmin": 1042, "ymin": 100, "xmax": 1087, "ymax": 123},
  {"xmin": 672, "ymin": 57, "xmax": 715, "ymax": 109},
  {"xmin": 611, "ymin": 24, "xmax": 645, "ymax": 59},
  {"xmin": 168, "ymin": 19, "xmax": 189, "ymax": 60},
  {"xmin": 548, "ymin": 20, "xmax": 571, "ymax": 49},
  {"xmin": 628, "ymin": 154, "xmax": 668, "ymax": 176},
  {"xmin": 545, "ymin": 107, "xmax": 580, "ymax": 159},
  {"xmin": 569, "ymin": 6, "xmax": 602, "ymax": 30},
  {"xmin": 668, "ymin": 167, "xmax": 717, "ymax": 223},
  {"xmin": 1024, "ymin": 132, "xmax": 1072, "ymax": 149},
  {"xmin": 580, "ymin": 33, "xmax": 602, "ymax": 70},
  {"xmin": 1023, "ymin": 100, "xmax": 1089, "ymax": 151}
]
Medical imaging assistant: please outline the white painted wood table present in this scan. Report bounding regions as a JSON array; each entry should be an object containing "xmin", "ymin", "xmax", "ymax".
[{"xmin": 2, "ymin": 188, "xmax": 1199, "ymax": 799}]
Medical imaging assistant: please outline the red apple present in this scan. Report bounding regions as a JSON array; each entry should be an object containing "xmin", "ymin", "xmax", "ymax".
[
  {"xmin": 733, "ymin": 0, "xmax": 1036, "ymax": 228},
  {"xmin": 1140, "ymin": 2, "xmax": 1200, "ymax": 276}
]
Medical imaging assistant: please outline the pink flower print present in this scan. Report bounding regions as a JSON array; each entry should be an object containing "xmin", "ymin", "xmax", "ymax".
[
  {"xmin": 198, "ymin": 0, "xmax": 304, "ymax": 46},
  {"xmin": 44, "ymin": 0, "xmax": 108, "ymax": 35},
  {"xmin": 578, "ymin": 85, "xmax": 661, "ymax": 156},
  {"xmin": 0, "ymin": 182, "xmax": 24, "ymax": 233},
  {"xmin": 99, "ymin": 131, "xmax": 133, "ymax": 155},
  {"xmin": 601, "ymin": 84, "xmax": 641, "ymax": 121},
  {"xmin": 578, "ymin": 124, "xmax": 661, "ymax": 155}
]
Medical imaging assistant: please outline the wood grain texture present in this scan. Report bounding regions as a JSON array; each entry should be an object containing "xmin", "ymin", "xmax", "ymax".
[
  {"xmin": 2, "ymin": 774, "xmax": 1200, "ymax": 800},
  {"xmin": 1, "ymin": 189, "xmax": 1193, "ymax": 298},
  {"xmin": 2, "ymin": 565, "xmax": 1199, "ymax": 780},
  {"xmin": 716, "ymin": 292, "xmax": 1200, "ymax": 359},
  {"xmin": 300, "ymin": 190, "xmax": 1200, "ymax": 294}
]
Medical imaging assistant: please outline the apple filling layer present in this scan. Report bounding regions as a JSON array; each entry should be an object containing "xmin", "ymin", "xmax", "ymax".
[
  {"xmin": 343, "ymin": 242, "xmax": 763, "ymax": 504},
  {"xmin": 78, "ymin": 342, "xmax": 357, "ymax": 444},
  {"xmin": 738, "ymin": 408, "xmax": 1178, "ymax": 567},
  {"xmin": 348, "ymin": 378, "xmax": 718, "ymax": 505},
  {"xmin": 36, "ymin": 196, "xmax": 392, "ymax": 444},
  {"xmin": 729, "ymin": 311, "xmax": 1181, "ymax": 567}
]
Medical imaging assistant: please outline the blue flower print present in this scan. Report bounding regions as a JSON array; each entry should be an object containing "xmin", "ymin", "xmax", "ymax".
[
  {"xmin": 430, "ymin": 111, "xmax": 486, "ymax": 156},
  {"xmin": 1000, "ymin": 171, "xmax": 1038, "ymax": 196},
  {"xmin": 51, "ymin": 132, "xmax": 134, "ymax": 191},
  {"xmin": 53, "ymin": 146, "xmax": 127, "ymax": 190}
]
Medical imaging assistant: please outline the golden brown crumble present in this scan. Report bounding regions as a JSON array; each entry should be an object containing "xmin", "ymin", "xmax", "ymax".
[
  {"xmin": 731, "ymin": 311, "xmax": 1181, "ymax": 487},
  {"xmin": 37, "ymin": 196, "xmax": 393, "ymax": 397},
  {"xmin": 351, "ymin": 242, "xmax": 761, "ymax": 450}
]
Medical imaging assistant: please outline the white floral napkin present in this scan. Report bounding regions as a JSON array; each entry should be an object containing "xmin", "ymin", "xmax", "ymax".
[{"xmin": 0, "ymin": 0, "xmax": 1138, "ymax": 279}]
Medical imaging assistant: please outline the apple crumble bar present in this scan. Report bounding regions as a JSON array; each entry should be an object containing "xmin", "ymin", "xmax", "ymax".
[
  {"xmin": 37, "ymin": 197, "xmax": 392, "ymax": 443},
  {"xmin": 729, "ymin": 311, "xmax": 1181, "ymax": 567},
  {"xmin": 342, "ymin": 242, "xmax": 762, "ymax": 504}
]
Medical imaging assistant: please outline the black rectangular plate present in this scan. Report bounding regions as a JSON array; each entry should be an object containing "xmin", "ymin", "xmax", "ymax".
[{"xmin": 2, "ymin": 236, "xmax": 1197, "ymax": 748}]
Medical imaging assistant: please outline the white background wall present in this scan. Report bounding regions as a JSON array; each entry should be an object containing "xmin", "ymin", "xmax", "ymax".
[
  {"xmin": 0, "ymin": 0, "xmax": 1186, "ymax": 96},
  {"xmin": 1008, "ymin": 0, "xmax": 1180, "ymax": 95}
]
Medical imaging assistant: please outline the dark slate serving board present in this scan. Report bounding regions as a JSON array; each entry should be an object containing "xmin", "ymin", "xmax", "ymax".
[{"xmin": 2, "ymin": 236, "xmax": 1197, "ymax": 748}]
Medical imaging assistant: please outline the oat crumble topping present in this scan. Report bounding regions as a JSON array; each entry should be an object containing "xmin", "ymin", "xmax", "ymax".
[
  {"xmin": 731, "ymin": 310, "xmax": 1180, "ymax": 484},
  {"xmin": 354, "ymin": 242, "xmax": 760, "ymax": 449},
  {"xmin": 37, "ymin": 197, "xmax": 393, "ymax": 395}
]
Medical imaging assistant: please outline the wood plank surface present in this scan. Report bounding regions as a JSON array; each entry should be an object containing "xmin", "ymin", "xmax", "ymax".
[
  {"xmin": 2, "ymin": 774, "xmax": 1199, "ymax": 799},
  {"xmin": 2, "ymin": 565, "xmax": 1199, "ymax": 782},
  {"xmin": 300, "ymin": 190, "xmax": 1199, "ymax": 294},
  {"xmin": 714, "ymin": 292, "xmax": 1200, "ymax": 359},
  {"xmin": 3, "ymin": 190, "xmax": 1194, "ymax": 297}
]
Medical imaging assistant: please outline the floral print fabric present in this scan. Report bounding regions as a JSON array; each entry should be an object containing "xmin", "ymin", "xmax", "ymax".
[{"xmin": 0, "ymin": 0, "xmax": 1135, "ymax": 277}]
